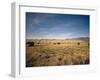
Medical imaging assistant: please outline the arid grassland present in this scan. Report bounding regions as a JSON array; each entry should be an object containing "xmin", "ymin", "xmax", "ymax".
[{"xmin": 26, "ymin": 39, "xmax": 89, "ymax": 67}]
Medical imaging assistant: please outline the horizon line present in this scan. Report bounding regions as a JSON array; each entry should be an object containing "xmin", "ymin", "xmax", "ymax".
[{"xmin": 26, "ymin": 36, "xmax": 89, "ymax": 40}]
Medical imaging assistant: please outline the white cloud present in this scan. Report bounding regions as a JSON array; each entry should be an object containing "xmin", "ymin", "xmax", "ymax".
[
  {"xmin": 37, "ymin": 33, "xmax": 74, "ymax": 39},
  {"xmin": 26, "ymin": 31, "xmax": 74, "ymax": 39}
]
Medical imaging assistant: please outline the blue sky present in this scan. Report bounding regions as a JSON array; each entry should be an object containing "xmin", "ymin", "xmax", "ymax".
[{"xmin": 26, "ymin": 12, "xmax": 89, "ymax": 39}]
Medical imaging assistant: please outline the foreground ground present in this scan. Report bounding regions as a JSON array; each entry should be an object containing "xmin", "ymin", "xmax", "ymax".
[{"xmin": 26, "ymin": 39, "xmax": 89, "ymax": 67}]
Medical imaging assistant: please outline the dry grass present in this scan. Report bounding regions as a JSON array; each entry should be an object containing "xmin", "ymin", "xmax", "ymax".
[{"xmin": 26, "ymin": 39, "xmax": 89, "ymax": 67}]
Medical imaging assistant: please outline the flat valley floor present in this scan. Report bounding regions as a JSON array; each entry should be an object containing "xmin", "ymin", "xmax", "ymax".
[{"xmin": 26, "ymin": 39, "xmax": 89, "ymax": 67}]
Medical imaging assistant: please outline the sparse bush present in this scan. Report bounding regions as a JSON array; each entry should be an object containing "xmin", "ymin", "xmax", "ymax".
[
  {"xmin": 77, "ymin": 42, "xmax": 80, "ymax": 45},
  {"xmin": 26, "ymin": 42, "xmax": 34, "ymax": 47},
  {"xmin": 53, "ymin": 43, "xmax": 56, "ymax": 45}
]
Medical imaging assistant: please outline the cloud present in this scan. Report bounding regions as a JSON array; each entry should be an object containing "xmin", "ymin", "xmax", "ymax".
[
  {"xmin": 32, "ymin": 14, "xmax": 55, "ymax": 26},
  {"xmin": 35, "ymin": 33, "xmax": 74, "ymax": 39},
  {"xmin": 26, "ymin": 32, "xmax": 74, "ymax": 39}
]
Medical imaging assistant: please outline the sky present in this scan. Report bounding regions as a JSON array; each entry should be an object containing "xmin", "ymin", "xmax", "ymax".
[{"xmin": 26, "ymin": 12, "xmax": 89, "ymax": 39}]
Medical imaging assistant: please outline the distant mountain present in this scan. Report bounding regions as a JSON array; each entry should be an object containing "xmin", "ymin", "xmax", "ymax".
[{"xmin": 68, "ymin": 37, "xmax": 89, "ymax": 42}]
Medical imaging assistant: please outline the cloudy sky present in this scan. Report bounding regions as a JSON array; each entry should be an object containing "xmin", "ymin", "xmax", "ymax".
[{"xmin": 26, "ymin": 12, "xmax": 89, "ymax": 39}]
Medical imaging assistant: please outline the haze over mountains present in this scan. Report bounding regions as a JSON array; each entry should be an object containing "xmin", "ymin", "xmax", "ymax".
[{"xmin": 70, "ymin": 37, "xmax": 89, "ymax": 42}]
